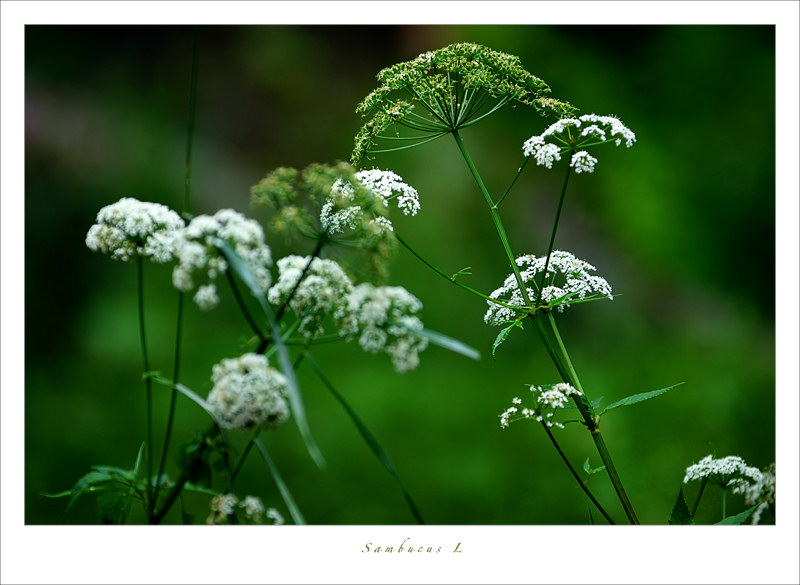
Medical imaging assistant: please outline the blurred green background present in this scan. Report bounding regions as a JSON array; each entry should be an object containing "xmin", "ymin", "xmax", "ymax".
[{"xmin": 25, "ymin": 25, "xmax": 775, "ymax": 525}]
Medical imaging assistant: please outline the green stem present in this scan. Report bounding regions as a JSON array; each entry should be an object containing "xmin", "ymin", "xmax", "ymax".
[
  {"xmin": 537, "ymin": 159, "xmax": 573, "ymax": 305},
  {"xmin": 452, "ymin": 130, "xmax": 532, "ymax": 307},
  {"xmin": 533, "ymin": 311, "xmax": 640, "ymax": 524},
  {"xmin": 495, "ymin": 157, "xmax": 530, "ymax": 207},
  {"xmin": 540, "ymin": 422, "xmax": 615, "ymax": 524},
  {"xmin": 722, "ymin": 487, "xmax": 727, "ymax": 519},
  {"xmin": 136, "ymin": 257, "xmax": 154, "ymax": 522},
  {"xmin": 226, "ymin": 268, "xmax": 267, "ymax": 342},
  {"xmin": 691, "ymin": 476, "xmax": 709, "ymax": 517}
]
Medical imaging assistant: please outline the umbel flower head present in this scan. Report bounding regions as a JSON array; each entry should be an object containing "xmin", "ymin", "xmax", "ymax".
[
  {"xmin": 206, "ymin": 353, "xmax": 290, "ymax": 432},
  {"xmin": 86, "ymin": 197, "xmax": 185, "ymax": 263},
  {"xmin": 485, "ymin": 250, "xmax": 613, "ymax": 325},
  {"xmin": 172, "ymin": 209, "xmax": 273, "ymax": 310},
  {"xmin": 340, "ymin": 283, "xmax": 429, "ymax": 373},
  {"xmin": 352, "ymin": 42, "xmax": 576, "ymax": 166},
  {"xmin": 683, "ymin": 455, "xmax": 775, "ymax": 525},
  {"xmin": 523, "ymin": 113, "xmax": 636, "ymax": 173},
  {"xmin": 499, "ymin": 382, "xmax": 582, "ymax": 429},
  {"xmin": 267, "ymin": 255, "xmax": 354, "ymax": 339},
  {"xmin": 251, "ymin": 162, "xmax": 419, "ymax": 283}
]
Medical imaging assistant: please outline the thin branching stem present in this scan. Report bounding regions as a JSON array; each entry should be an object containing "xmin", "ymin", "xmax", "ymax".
[
  {"xmin": 540, "ymin": 422, "xmax": 615, "ymax": 524},
  {"xmin": 537, "ymin": 156, "xmax": 573, "ymax": 305},
  {"xmin": 136, "ymin": 257, "xmax": 154, "ymax": 522}
]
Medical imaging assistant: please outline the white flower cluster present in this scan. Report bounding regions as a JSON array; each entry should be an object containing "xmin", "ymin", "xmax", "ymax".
[
  {"xmin": 485, "ymin": 250, "xmax": 613, "ymax": 325},
  {"xmin": 735, "ymin": 463, "xmax": 775, "ymax": 525},
  {"xmin": 206, "ymin": 353, "xmax": 289, "ymax": 432},
  {"xmin": 206, "ymin": 493, "xmax": 284, "ymax": 525},
  {"xmin": 341, "ymin": 284, "xmax": 429, "ymax": 373},
  {"xmin": 684, "ymin": 454, "xmax": 776, "ymax": 524},
  {"xmin": 321, "ymin": 168, "xmax": 420, "ymax": 235},
  {"xmin": 86, "ymin": 197, "xmax": 185, "ymax": 263},
  {"xmin": 522, "ymin": 113, "xmax": 636, "ymax": 173},
  {"xmin": 683, "ymin": 454, "xmax": 763, "ymax": 490},
  {"xmin": 172, "ymin": 209, "xmax": 273, "ymax": 310},
  {"xmin": 267, "ymin": 255, "xmax": 353, "ymax": 338},
  {"xmin": 499, "ymin": 382, "xmax": 581, "ymax": 429},
  {"xmin": 353, "ymin": 169, "xmax": 421, "ymax": 216}
]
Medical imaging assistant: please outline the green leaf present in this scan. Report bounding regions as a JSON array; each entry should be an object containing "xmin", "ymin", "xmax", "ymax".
[
  {"xmin": 217, "ymin": 241, "xmax": 325, "ymax": 468},
  {"xmin": 97, "ymin": 491, "xmax": 131, "ymax": 524},
  {"xmin": 420, "ymin": 328, "xmax": 480, "ymax": 361},
  {"xmin": 599, "ymin": 383, "xmax": 684, "ymax": 416},
  {"xmin": 669, "ymin": 488, "xmax": 694, "ymax": 525},
  {"xmin": 491, "ymin": 320, "xmax": 523, "ymax": 360},
  {"xmin": 307, "ymin": 354, "xmax": 425, "ymax": 524},
  {"xmin": 254, "ymin": 439, "xmax": 306, "ymax": 525},
  {"xmin": 716, "ymin": 504, "xmax": 759, "ymax": 525},
  {"xmin": 177, "ymin": 439, "xmax": 212, "ymax": 487}
]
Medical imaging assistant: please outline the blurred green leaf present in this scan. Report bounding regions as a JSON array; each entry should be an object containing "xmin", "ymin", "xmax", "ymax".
[
  {"xmin": 421, "ymin": 328, "xmax": 480, "ymax": 361},
  {"xmin": 254, "ymin": 439, "xmax": 306, "ymax": 525}
]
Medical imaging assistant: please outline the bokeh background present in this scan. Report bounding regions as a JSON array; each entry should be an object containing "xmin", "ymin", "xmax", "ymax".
[{"xmin": 25, "ymin": 25, "xmax": 776, "ymax": 525}]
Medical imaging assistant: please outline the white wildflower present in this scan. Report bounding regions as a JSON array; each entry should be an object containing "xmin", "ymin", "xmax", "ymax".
[
  {"xmin": 267, "ymin": 255, "xmax": 353, "ymax": 338},
  {"xmin": 499, "ymin": 383, "xmax": 581, "ymax": 429},
  {"xmin": 172, "ymin": 209, "xmax": 272, "ymax": 310},
  {"xmin": 570, "ymin": 151, "xmax": 598, "ymax": 174},
  {"xmin": 241, "ymin": 495, "xmax": 265, "ymax": 522},
  {"xmin": 341, "ymin": 284, "xmax": 428, "ymax": 373},
  {"xmin": 86, "ymin": 197, "xmax": 184, "ymax": 263},
  {"xmin": 734, "ymin": 463, "xmax": 775, "ymax": 525},
  {"xmin": 354, "ymin": 169, "xmax": 421, "ymax": 216},
  {"xmin": 266, "ymin": 508, "xmax": 285, "ymax": 525},
  {"xmin": 683, "ymin": 454, "xmax": 763, "ymax": 490},
  {"xmin": 206, "ymin": 353, "xmax": 290, "ymax": 432},
  {"xmin": 485, "ymin": 250, "xmax": 613, "ymax": 325},
  {"xmin": 207, "ymin": 493, "xmax": 239, "ymax": 525},
  {"xmin": 522, "ymin": 113, "xmax": 635, "ymax": 171}
]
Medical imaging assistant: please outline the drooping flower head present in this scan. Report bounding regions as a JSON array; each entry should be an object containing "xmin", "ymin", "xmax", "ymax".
[
  {"xmin": 485, "ymin": 250, "xmax": 613, "ymax": 325},
  {"xmin": 267, "ymin": 255, "xmax": 354, "ymax": 339},
  {"xmin": 499, "ymin": 382, "xmax": 582, "ymax": 429},
  {"xmin": 340, "ymin": 284, "xmax": 429, "ymax": 373},
  {"xmin": 523, "ymin": 113, "xmax": 636, "ymax": 173},
  {"xmin": 86, "ymin": 197, "xmax": 185, "ymax": 263},
  {"xmin": 172, "ymin": 209, "xmax": 273, "ymax": 310},
  {"xmin": 206, "ymin": 353, "xmax": 289, "ymax": 432},
  {"xmin": 352, "ymin": 42, "xmax": 576, "ymax": 166}
]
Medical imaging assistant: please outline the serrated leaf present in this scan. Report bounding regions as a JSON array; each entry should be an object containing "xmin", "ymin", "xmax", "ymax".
[
  {"xmin": 492, "ymin": 320, "xmax": 523, "ymax": 359},
  {"xmin": 420, "ymin": 328, "xmax": 480, "ymax": 361},
  {"xmin": 668, "ymin": 488, "xmax": 694, "ymax": 525},
  {"xmin": 599, "ymin": 383, "xmax": 684, "ymax": 415},
  {"xmin": 716, "ymin": 504, "xmax": 759, "ymax": 525},
  {"xmin": 218, "ymin": 241, "xmax": 325, "ymax": 469}
]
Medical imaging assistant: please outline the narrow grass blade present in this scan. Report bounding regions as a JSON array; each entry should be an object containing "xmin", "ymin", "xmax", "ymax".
[
  {"xmin": 421, "ymin": 328, "xmax": 480, "ymax": 361},
  {"xmin": 254, "ymin": 439, "xmax": 306, "ymax": 525},
  {"xmin": 307, "ymin": 355, "xmax": 425, "ymax": 524},
  {"xmin": 218, "ymin": 241, "xmax": 325, "ymax": 468}
]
